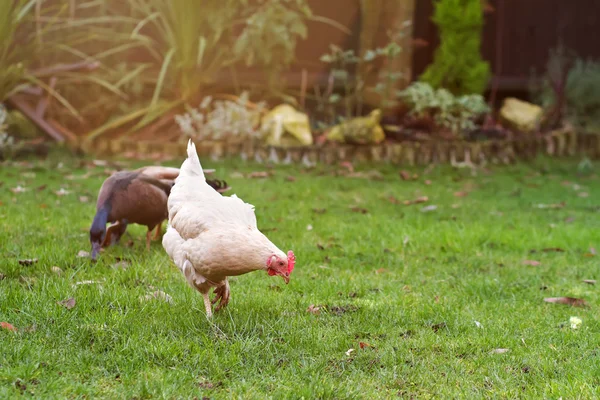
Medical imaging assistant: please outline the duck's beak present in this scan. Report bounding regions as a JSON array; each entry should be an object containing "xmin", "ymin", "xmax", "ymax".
[{"xmin": 91, "ymin": 242, "xmax": 102, "ymax": 261}]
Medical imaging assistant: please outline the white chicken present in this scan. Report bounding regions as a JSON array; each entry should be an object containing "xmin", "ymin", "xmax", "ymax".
[{"xmin": 163, "ymin": 139, "xmax": 295, "ymax": 317}]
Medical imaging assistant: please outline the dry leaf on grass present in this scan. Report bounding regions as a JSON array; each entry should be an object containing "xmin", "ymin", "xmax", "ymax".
[
  {"xmin": 350, "ymin": 206, "xmax": 368, "ymax": 214},
  {"xmin": 285, "ymin": 175, "xmax": 297, "ymax": 182},
  {"xmin": 55, "ymin": 188, "xmax": 70, "ymax": 196},
  {"xmin": 248, "ymin": 171, "xmax": 270, "ymax": 179},
  {"xmin": 522, "ymin": 260, "xmax": 541, "ymax": 266},
  {"xmin": 578, "ymin": 192, "xmax": 589, "ymax": 198},
  {"xmin": 421, "ymin": 205, "xmax": 438, "ymax": 213},
  {"xmin": 73, "ymin": 280, "xmax": 103, "ymax": 286},
  {"xmin": 399, "ymin": 170, "xmax": 416, "ymax": 181},
  {"xmin": 57, "ymin": 297, "xmax": 76, "ymax": 310},
  {"xmin": 534, "ymin": 202, "xmax": 566, "ymax": 209},
  {"xmin": 10, "ymin": 186, "xmax": 27, "ymax": 194},
  {"xmin": 140, "ymin": 290, "xmax": 173, "ymax": 304},
  {"xmin": 18, "ymin": 258, "xmax": 38, "ymax": 266},
  {"xmin": 403, "ymin": 196, "xmax": 429, "ymax": 205},
  {"xmin": 76, "ymin": 250, "xmax": 90, "ymax": 258},
  {"xmin": 79, "ymin": 196, "xmax": 89, "ymax": 203},
  {"xmin": 359, "ymin": 342, "xmax": 372, "ymax": 349},
  {"xmin": 51, "ymin": 266, "xmax": 62, "ymax": 275},
  {"xmin": 582, "ymin": 279, "xmax": 596, "ymax": 285},
  {"xmin": 454, "ymin": 191, "xmax": 469, "ymax": 198},
  {"xmin": 1, "ymin": 322, "xmax": 17, "ymax": 332},
  {"xmin": 306, "ymin": 224, "xmax": 313, "ymax": 231},
  {"xmin": 36, "ymin": 184, "xmax": 47, "ymax": 191},
  {"xmin": 491, "ymin": 348, "xmax": 509, "ymax": 354},
  {"xmin": 307, "ymin": 305, "xmax": 321, "ymax": 315},
  {"xmin": 345, "ymin": 348, "xmax": 355, "ymax": 356},
  {"xmin": 544, "ymin": 297, "xmax": 587, "ymax": 307},
  {"xmin": 312, "ymin": 208, "xmax": 327, "ymax": 214}
]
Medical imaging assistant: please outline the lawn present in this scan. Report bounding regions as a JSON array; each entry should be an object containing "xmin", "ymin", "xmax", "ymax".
[{"xmin": 1, "ymin": 151, "xmax": 599, "ymax": 399}]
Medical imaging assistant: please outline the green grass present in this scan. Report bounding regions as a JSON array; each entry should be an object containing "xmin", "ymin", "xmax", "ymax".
[{"xmin": 1, "ymin": 152, "xmax": 599, "ymax": 399}]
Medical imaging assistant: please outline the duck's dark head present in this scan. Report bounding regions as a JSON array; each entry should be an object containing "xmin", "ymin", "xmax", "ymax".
[{"xmin": 89, "ymin": 206, "xmax": 109, "ymax": 261}]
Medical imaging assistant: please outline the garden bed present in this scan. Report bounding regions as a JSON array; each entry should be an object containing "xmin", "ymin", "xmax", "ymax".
[{"xmin": 80, "ymin": 128, "xmax": 595, "ymax": 166}]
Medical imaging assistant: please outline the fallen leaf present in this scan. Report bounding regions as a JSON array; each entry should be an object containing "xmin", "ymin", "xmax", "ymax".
[
  {"xmin": 229, "ymin": 172, "xmax": 245, "ymax": 179},
  {"xmin": 55, "ymin": 188, "xmax": 70, "ymax": 196},
  {"xmin": 583, "ymin": 279, "xmax": 596, "ymax": 285},
  {"xmin": 421, "ymin": 205, "xmax": 438, "ymax": 213},
  {"xmin": 57, "ymin": 297, "xmax": 76, "ymax": 310},
  {"xmin": 522, "ymin": 260, "xmax": 541, "ymax": 266},
  {"xmin": 1, "ymin": 322, "xmax": 17, "ymax": 332},
  {"xmin": 140, "ymin": 290, "xmax": 173, "ymax": 303},
  {"xmin": 350, "ymin": 206, "xmax": 368, "ymax": 214},
  {"xmin": 76, "ymin": 250, "xmax": 90, "ymax": 258},
  {"xmin": 39, "ymin": 204, "xmax": 48, "ymax": 209},
  {"xmin": 578, "ymin": 192, "xmax": 589, "ymax": 198},
  {"xmin": 454, "ymin": 191, "xmax": 469, "ymax": 197},
  {"xmin": 10, "ymin": 186, "xmax": 27, "ymax": 194},
  {"xmin": 18, "ymin": 258, "xmax": 38, "ymax": 266},
  {"xmin": 425, "ymin": 180, "xmax": 432, "ymax": 185},
  {"xmin": 248, "ymin": 171, "xmax": 270, "ymax": 179},
  {"xmin": 0, "ymin": 273, "xmax": 5, "ymax": 280},
  {"xmin": 79, "ymin": 196, "xmax": 89, "ymax": 203},
  {"xmin": 474, "ymin": 321, "xmax": 483, "ymax": 328},
  {"xmin": 431, "ymin": 322, "xmax": 447, "ymax": 332},
  {"xmin": 534, "ymin": 202, "xmax": 566, "ymax": 209},
  {"xmin": 491, "ymin": 348, "xmax": 510, "ymax": 354},
  {"xmin": 404, "ymin": 196, "xmax": 429, "ymax": 205},
  {"xmin": 359, "ymin": 342, "xmax": 371, "ymax": 349},
  {"xmin": 375, "ymin": 268, "xmax": 387, "ymax": 274},
  {"xmin": 312, "ymin": 208, "xmax": 327, "ymax": 214},
  {"xmin": 388, "ymin": 196, "xmax": 401, "ymax": 204},
  {"xmin": 306, "ymin": 224, "xmax": 313, "ymax": 231},
  {"xmin": 74, "ymin": 280, "xmax": 102, "ymax": 286},
  {"xmin": 285, "ymin": 175, "xmax": 296, "ymax": 182},
  {"xmin": 544, "ymin": 297, "xmax": 587, "ymax": 307},
  {"xmin": 399, "ymin": 170, "xmax": 412, "ymax": 181},
  {"xmin": 92, "ymin": 159, "xmax": 108, "ymax": 167},
  {"xmin": 307, "ymin": 304, "xmax": 320, "ymax": 315},
  {"xmin": 51, "ymin": 266, "xmax": 62, "ymax": 275},
  {"xmin": 36, "ymin": 184, "xmax": 47, "ymax": 191},
  {"xmin": 589, "ymin": 247, "xmax": 597, "ymax": 255},
  {"xmin": 345, "ymin": 348, "xmax": 355, "ymax": 356},
  {"xmin": 542, "ymin": 248, "xmax": 565, "ymax": 253},
  {"xmin": 112, "ymin": 261, "xmax": 130, "ymax": 270},
  {"xmin": 346, "ymin": 170, "xmax": 384, "ymax": 180}
]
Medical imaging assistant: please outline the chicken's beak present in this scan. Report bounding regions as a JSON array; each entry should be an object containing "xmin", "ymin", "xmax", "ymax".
[
  {"xmin": 91, "ymin": 242, "xmax": 101, "ymax": 261},
  {"xmin": 282, "ymin": 273, "xmax": 290, "ymax": 284}
]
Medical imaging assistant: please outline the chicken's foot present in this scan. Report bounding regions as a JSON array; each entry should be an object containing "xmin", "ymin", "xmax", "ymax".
[{"xmin": 212, "ymin": 279, "xmax": 230, "ymax": 312}]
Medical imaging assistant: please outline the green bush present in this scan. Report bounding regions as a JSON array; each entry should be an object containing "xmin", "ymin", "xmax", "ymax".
[
  {"xmin": 419, "ymin": 0, "xmax": 490, "ymax": 96},
  {"xmin": 399, "ymin": 81, "xmax": 489, "ymax": 135}
]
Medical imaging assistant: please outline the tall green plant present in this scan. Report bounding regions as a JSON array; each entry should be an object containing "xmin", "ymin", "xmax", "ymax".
[
  {"xmin": 0, "ymin": 0, "xmax": 36, "ymax": 102},
  {"xmin": 420, "ymin": 0, "xmax": 490, "ymax": 96},
  {"xmin": 83, "ymin": 0, "xmax": 312, "ymax": 138}
]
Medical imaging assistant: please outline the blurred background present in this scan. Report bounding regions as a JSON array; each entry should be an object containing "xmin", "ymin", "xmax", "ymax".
[{"xmin": 1, "ymin": 0, "xmax": 599, "ymax": 161}]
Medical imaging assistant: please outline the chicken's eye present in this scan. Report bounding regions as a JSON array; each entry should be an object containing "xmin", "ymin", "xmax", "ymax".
[{"xmin": 278, "ymin": 261, "xmax": 284, "ymax": 267}]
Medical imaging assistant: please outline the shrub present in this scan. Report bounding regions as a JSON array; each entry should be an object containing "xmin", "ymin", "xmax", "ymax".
[
  {"xmin": 175, "ymin": 92, "xmax": 266, "ymax": 141},
  {"xmin": 399, "ymin": 82, "xmax": 489, "ymax": 135},
  {"xmin": 419, "ymin": 0, "xmax": 490, "ymax": 96}
]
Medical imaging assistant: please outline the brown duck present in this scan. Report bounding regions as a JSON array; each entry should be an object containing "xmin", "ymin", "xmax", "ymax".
[{"xmin": 89, "ymin": 166, "xmax": 228, "ymax": 260}]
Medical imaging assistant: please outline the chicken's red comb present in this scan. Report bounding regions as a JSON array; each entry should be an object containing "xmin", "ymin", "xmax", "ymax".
[{"xmin": 287, "ymin": 250, "xmax": 295, "ymax": 273}]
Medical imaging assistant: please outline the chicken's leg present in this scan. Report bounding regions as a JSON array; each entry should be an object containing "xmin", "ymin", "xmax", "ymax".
[
  {"xmin": 145, "ymin": 230, "xmax": 152, "ymax": 250},
  {"xmin": 212, "ymin": 279, "xmax": 230, "ymax": 312},
  {"xmin": 153, "ymin": 222, "xmax": 162, "ymax": 240},
  {"xmin": 202, "ymin": 292, "xmax": 213, "ymax": 318}
]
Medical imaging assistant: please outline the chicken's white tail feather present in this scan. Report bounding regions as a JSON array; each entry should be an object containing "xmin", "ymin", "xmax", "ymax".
[{"xmin": 179, "ymin": 139, "xmax": 205, "ymax": 180}]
